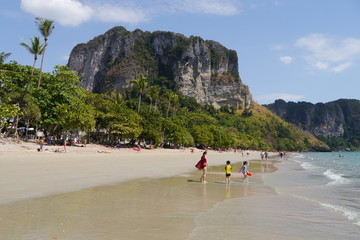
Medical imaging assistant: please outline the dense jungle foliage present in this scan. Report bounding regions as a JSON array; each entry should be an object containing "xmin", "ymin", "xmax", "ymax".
[{"xmin": 0, "ymin": 62, "xmax": 327, "ymax": 151}]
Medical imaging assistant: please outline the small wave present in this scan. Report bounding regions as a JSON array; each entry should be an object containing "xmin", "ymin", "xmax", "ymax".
[
  {"xmin": 323, "ymin": 169, "xmax": 349, "ymax": 185},
  {"xmin": 294, "ymin": 153, "xmax": 305, "ymax": 158},
  {"xmin": 300, "ymin": 162, "xmax": 316, "ymax": 170},
  {"xmin": 321, "ymin": 203, "xmax": 359, "ymax": 226}
]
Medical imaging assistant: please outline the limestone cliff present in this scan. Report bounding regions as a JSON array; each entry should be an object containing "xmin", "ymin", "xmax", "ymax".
[
  {"xmin": 265, "ymin": 99, "xmax": 360, "ymax": 140},
  {"xmin": 67, "ymin": 26, "xmax": 251, "ymax": 109}
]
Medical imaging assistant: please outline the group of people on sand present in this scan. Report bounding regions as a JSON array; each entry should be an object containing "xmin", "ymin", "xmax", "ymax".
[
  {"xmin": 195, "ymin": 151, "xmax": 250, "ymax": 184},
  {"xmin": 260, "ymin": 151, "xmax": 269, "ymax": 160}
]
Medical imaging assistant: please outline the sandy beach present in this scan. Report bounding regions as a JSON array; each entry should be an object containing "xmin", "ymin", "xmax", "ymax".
[
  {"xmin": 0, "ymin": 138, "xmax": 277, "ymax": 239},
  {"xmin": 0, "ymin": 139, "xmax": 266, "ymax": 204}
]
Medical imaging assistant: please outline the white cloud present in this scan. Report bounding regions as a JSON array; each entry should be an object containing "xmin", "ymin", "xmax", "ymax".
[
  {"xmin": 257, "ymin": 93, "xmax": 304, "ymax": 103},
  {"xmin": 279, "ymin": 56, "xmax": 292, "ymax": 64},
  {"xmin": 330, "ymin": 62, "xmax": 353, "ymax": 72},
  {"xmin": 21, "ymin": 0, "xmax": 93, "ymax": 26},
  {"xmin": 295, "ymin": 33, "xmax": 360, "ymax": 72},
  {"xmin": 94, "ymin": 4, "xmax": 149, "ymax": 24},
  {"xmin": 314, "ymin": 61, "xmax": 328, "ymax": 70},
  {"xmin": 180, "ymin": 0, "xmax": 241, "ymax": 16},
  {"xmin": 20, "ymin": 0, "xmax": 149, "ymax": 26},
  {"xmin": 20, "ymin": 0, "xmax": 241, "ymax": 27}
]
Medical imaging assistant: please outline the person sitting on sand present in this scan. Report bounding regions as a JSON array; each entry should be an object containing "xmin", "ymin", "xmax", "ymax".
[
  {"xmin": 240, "ymin": 161, "xmax": 249, "ymax": 180},
  {"xmin": 225, "ymin": 160, "xmax": 232, "ymax": 184},
  {"xmin": 133, "ymin": 144, "xmax": 141, "ymax": 153},
  {"xmin": 195, "ymin": 151, "xmax": 208, "ymax": 183}
]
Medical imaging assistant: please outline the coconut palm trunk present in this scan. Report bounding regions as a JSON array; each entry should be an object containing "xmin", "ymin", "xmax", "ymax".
[
  {"xmin": 38, "ymin": 49, "xmax": 46, "ymax": 87},
  {"xmin": 35, "ymin": 17, "xmax": 55, "ymax": 88},
  {"xmin": 130, "ymin": 75, "xmax": 149, "ymax": 113}
]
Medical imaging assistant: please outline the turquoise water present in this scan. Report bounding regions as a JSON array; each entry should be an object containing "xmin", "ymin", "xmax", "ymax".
[
  {"xmin": 289, "ymin": 152, "xmax": 360, "ymax": 227},
  {"xmin": 189, "ymin": 153, "xmax": 360, "ymax": 240},
  {"xmin": 254, "ymin": 152, "xmax": 360, "ymax": 239}
]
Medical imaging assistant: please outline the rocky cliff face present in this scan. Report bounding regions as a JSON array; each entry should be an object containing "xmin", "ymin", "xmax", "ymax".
[
  {"xmin": 265, "ymin": 99, "xmax": 360, "ymax": 139},
  {"xmin": 67, "ymin": 27, "xmax": 251, "ymax": 109}
]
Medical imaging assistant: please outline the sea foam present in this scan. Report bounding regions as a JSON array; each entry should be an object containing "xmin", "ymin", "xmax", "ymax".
[
  {"xmin": 321, "ymin": 202, "xmax": 359, "ymax": 226},
  {"xmin": 300, "ymin": 161, "xmax": 316, "ymax": 170},
  {"xmin": 323, "ymin": 169, "xmax": 349, "ymax": 185}
]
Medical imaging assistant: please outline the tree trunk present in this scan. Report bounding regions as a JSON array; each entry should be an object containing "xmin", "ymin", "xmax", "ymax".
[
  {"xmin": 166, "ymin": 101, "xmax": 171, "ymax": 118},
  {"xmin": 13, "ymin": 114, "xmax": 20, "ymax": 138},
  {"xmin": 137, "ymin": 95, "xmax": 142, "ymax": 113},
  {"xmin": 27, "ymin": 59, "xmax": 37, "ymax": 90},
  {"xmin": 38, "ymin": 44, "xmax": 47, "ymax": 88}
]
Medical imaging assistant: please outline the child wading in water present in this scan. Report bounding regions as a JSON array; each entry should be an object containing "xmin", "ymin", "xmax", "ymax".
[
  {"xmin": 195, "ymin": 151, "xmax": 208, "ymax": 183},
  {"xmin": 225, "ymin": 160, "xmax": 232, "ymax": 184},
  {"xmin": 240, "ymin": 161, "xmax": 249, "ymax": 180}
]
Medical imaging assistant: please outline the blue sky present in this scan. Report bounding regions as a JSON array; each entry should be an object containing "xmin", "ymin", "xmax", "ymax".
[{"xmin": 1, "ymin": 0, "xmax": 359, "ymax": 104}]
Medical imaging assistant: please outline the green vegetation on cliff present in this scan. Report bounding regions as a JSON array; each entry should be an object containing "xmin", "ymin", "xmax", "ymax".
[
  {"xmin": 0, "ymin": 62, "xmax": 327, "ymax": 151},
  {"xmin": 71, "ymin": 26, "xmax": 243, "ymax": 95},
  {"xmin": 265, "ymin": 99, "xmax": 360, "ymax": 151}
]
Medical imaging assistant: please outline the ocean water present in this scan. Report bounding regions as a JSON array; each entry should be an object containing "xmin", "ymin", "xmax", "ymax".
[
  {"xmin": 188, "ymin": 152, "xmax": 360, "ymax": 240},
  {"xmin": 288, "ymin": 152, "xmax": 360, "ymax": 226}
]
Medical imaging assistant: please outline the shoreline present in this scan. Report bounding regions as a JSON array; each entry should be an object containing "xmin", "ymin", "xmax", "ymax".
[
  {"xmin": 0, "ymin": 139, "xmax": 275, "ymax": 205},
  {"xmin": 0, "ymin": 138, "xmax": 284, "ymax": 240},
  {"xmin": 0, "ymin": 158, "xmax": 278, "ymax": 240},
  {"xmin": 2, "ymin": 142, "xmax": 358, "ymax": 239}
]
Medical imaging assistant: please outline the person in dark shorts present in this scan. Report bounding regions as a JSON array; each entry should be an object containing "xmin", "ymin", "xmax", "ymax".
[{"xmin": 225, "ymin": 160, "xmax": 232, "ymax": 184}]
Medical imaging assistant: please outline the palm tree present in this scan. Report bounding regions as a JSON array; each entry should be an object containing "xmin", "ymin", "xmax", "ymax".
[
  {"xmin": 0, "ymin": 52, "xmax": 11, "ymax": 64},
  {"xmin": 165, "ymin": 90, "xmax": 178, "ymax": 117},
  {"xmin": 35, "ymin": 17, "xmax": 55, "ymax": 88},
  {"xmin": 130, "ymin": 75, "xmax": 149, "ymax": 113},
  {"xmin": 108, "ymin": 90, "xmax": 123, "ymax": 105},
  {"xmin": 147, "ymin": 85, "xmax": 160, "ymax": 110},
  {"xmin": 171, "ymin": 93, "xmax": 179, "ymax": 114},
  {"xmin": 20, "ymin": 37, "xmax": 46, "ymax": 88}
]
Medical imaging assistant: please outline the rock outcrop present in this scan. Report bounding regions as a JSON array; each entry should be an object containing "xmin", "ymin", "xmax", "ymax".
[
  {"xmin": 265, "ymin": 99, "xmax": 360, "ymax": 139},
  {"xmin": 67, "ymin": 26, "xmax": 251, "ymax": 109}
]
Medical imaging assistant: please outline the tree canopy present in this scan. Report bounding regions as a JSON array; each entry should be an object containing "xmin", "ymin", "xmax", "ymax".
[{"xmin": 0, "ymin": 60, "xmax": 328, "ymax": 151}]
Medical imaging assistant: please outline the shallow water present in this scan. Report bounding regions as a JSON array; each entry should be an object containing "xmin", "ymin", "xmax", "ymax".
[
  {"xmin": 0, "ymin": 161, "xmax": 269, "ymax": 240},
  {"xmin": 187, "ymin": 153, "xmax": 360, "ymax": 240},
  {"xmin": 2, "ymin": 155, "xmax": 358, "ymax": 240},
  {"xmin": 255, "ymin": 152, "xmax": 360, "ymax": 240}
]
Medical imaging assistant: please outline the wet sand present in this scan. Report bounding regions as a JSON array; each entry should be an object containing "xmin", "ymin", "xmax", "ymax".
[
  {"xmin": 0, "ymin": 140, "xmax": 278, "ymax": 239},
  {"xmin": 0, "ymin": 148, "xmax": 267, "ymax": 204},
  {"xmin": 0, "ymin": 160, "xmax": 276, "ymax": 240}
]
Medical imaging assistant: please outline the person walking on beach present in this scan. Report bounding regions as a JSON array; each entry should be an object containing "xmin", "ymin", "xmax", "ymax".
[
  {"xmin": 240, "ymin": 161, "xmax": 249, "ymax": 180},
  {"xmin": 225, "ymin": 160, "xmax": 232, "ymax": 184},
  {"xmin": 38, "ymin": 137, "xmax": 44, "ymax": 152},
  {"xmin": 63, "ymin": 138, "xmax": 67, "ymax": 153},
  {"xmin": 195, "ymin": 151, "xmax": 208, "ymax": 183}
]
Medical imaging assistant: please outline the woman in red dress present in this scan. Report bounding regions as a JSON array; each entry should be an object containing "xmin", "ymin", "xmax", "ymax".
[{"xmin": 195, "ymin": 151, "xmax": 208, "ymax": 183}]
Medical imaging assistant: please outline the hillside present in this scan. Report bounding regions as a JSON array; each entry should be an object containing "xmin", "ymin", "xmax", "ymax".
[
  {"xmin": 265, "ymin": 99, "xmax": 360, "ymax": 150},
  {"xmin": 0, "ymin": 62, "xmax": 327, "ymax": 151},
  {"xmin": 1, "ymin": 26, "xmax": 328, "ymax": 151}
]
